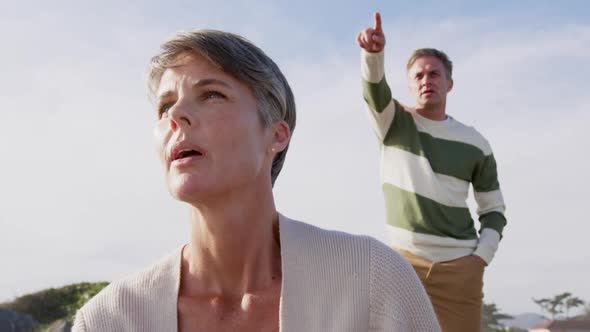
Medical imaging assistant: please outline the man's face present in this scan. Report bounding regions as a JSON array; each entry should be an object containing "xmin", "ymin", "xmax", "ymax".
[{"xmin": 407, "ymin": 56, "xmax": 453, "ymax": 109}]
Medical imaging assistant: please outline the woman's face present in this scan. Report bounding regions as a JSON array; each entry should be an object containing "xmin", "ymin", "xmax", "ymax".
[{"xmin": 153, "ymin": 53, "xmax": 276, "ymax": 202}]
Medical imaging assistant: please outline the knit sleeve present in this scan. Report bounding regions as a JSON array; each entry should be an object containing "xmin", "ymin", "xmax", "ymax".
[
  {"xmin": 72, "ymin": 309, "xmax": 87, "ymax": 332},
  {"xmin": 472, "ymin": 152, "xmax": 507, "ymax": 234},
  {"xmin": 369, "ymin": 239, "xmax": 441, "ymax": 331},
  {"xmin": 361, "ymin": 50, "xmax": 401, "ymax": 142},
  {"xmin": 472, "ymin": 146, "xmax": 507, "ymax": 264}
]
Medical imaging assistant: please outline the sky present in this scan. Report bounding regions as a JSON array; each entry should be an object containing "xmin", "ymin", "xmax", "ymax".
[{"xmin": 1, "ymin": 0, "xmax": 589, "ymax": 317}]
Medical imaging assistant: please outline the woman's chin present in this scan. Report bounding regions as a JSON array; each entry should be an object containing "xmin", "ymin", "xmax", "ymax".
[{"xmin": 167, "ymin": 177, "xmax": 213, "ymax": 203}]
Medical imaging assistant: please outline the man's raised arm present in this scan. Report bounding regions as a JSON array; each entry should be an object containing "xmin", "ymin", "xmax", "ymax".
[{"xmin": 358, "ymin": 13, "xmax": 399, "ymax": 141}]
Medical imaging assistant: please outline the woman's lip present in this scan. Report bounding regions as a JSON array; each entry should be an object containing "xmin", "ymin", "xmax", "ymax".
[
  {"xmin": 169, "ymin": 141, "xmax": 207, "ymax": 165},
  {"xmin": 171, "ymin": 154, "xmax": 205, "ymax": 167}
]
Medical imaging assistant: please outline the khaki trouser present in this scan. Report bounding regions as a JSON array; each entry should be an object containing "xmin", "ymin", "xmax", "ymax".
[{"xmin": 397, "ymin": 249, "xmax": 484, "ymax": 332}]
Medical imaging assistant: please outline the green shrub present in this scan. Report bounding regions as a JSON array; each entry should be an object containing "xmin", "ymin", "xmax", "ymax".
[{"xmin": 0, "ymin": 282, "xmax": 108, "ymax": 325}]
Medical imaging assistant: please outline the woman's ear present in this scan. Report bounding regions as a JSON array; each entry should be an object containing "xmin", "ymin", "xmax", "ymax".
[{"xmin": 270, "ymin": 120, "xmax": 290, "ymax": 154}]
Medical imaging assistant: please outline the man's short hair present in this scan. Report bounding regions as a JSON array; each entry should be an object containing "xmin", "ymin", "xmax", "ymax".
[
  {"xmin": 147, "ymin": 29, "xmax": 296, "ymax": 186},
  {"xmin": 406, "ymin": 48, "xmax": 453, "ymax": 79}
]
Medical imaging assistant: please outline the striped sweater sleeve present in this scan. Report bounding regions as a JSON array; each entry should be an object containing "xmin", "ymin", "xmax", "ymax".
[
  {"xmin": 361, "ymin": 50, "xmax": 400, "ymax": 141},
  {"xmin": 472, "ymin": 147, "xmax": 507, "ymax": 264}
]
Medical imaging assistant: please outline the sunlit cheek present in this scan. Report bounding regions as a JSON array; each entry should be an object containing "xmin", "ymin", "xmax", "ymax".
[
  {"xmin": 153, "ymin": 118, "xmax": 173, "ymax": 165},
  {"xmin": 409, "ymin": 83, "xmax": 419, "ymax": 95},
  {"xmin": 412, "ymin": 88, "xmax": 421, "ymax": 99}
]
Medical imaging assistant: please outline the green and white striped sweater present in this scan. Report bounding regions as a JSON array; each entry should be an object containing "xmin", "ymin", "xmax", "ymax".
[{"xmin": 361, "ymin": 50, "xmax": 507, "ymax": 264}]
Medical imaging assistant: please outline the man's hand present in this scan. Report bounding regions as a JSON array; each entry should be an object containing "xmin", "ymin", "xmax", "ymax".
[
  {"xmin": 468, "ymin": 254, "xmax": 488, "ymax": 267},
  {"xmin": 356, "ymin": 12, "xmax": 386, "ymax": 53},
  {"xmin": 445, "ymin": 254, "xmax": 488, "ymax": 267}
]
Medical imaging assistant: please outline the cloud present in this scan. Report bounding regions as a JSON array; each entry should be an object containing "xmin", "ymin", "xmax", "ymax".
[
  {"xmin": 280, "ymin": 17, "xmax": 590, "ymax": 313},
  {"xmin": 1, "ymin": 5, "xmax": 588, "ymax": 315},
  {"xmin": 412, "ymin": 20, "xmax": 589, "ymax": 313}
]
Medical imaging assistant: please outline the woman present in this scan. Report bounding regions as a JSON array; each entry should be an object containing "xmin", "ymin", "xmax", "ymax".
[{"xmin": 72, "ymin": 29, "xmax": 440, "ymax": 332}]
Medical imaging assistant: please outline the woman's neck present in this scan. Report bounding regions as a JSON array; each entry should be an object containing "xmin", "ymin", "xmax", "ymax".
[{"xmin": 181, "ymin": 184, "xmax": 282, "ymax": 299}]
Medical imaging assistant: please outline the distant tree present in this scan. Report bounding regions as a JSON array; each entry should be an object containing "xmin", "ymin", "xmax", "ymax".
[
  {"xmin": 533, "ymin": 292, "xmax": 586, "ymax": 320},
  {"xmin": 564, "ymin": 296, "xmax": 585, "ymax": 318},
  {"xmin": 482, "ymin": 301, "xmax": 513, "ymax": 332},
  {"xmin": 576, "ymin": 304, "xmax": 590, "ymax": 320}
]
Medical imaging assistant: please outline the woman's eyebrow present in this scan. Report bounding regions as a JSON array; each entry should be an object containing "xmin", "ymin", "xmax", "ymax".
[
  {"xmin": 157, "ymin": 78, "xmax": 232, "ymax": 101},
  {"xmin": 192, "ymin": 78, "xmax": 232, "ymax": 88},
  {"xmin": 156, "ymin": 90, "xmax": 175, "ymax": 102}
]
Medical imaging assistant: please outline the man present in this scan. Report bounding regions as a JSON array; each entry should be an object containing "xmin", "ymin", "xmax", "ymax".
[{"xmin": 357, "ymin": 12, "xmax": 507, "ymax": 332}]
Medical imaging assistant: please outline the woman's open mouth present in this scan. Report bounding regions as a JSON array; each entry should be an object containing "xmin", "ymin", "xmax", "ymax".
[{"xmin": 170, "ymin": 144, "xmax": 206, "ymax": 167}]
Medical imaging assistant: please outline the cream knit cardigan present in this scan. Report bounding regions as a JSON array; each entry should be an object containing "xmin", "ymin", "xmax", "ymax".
[{"xmin": 73, "ymin": 215, "xmax": 440, "ymax": 331}]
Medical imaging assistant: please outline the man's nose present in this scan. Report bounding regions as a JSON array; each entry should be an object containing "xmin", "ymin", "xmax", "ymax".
[{"xmin": 420, "ymin": 78, "xmax": 431, "ymax": 88}]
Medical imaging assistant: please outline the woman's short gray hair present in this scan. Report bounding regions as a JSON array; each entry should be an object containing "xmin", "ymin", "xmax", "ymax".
[{"xmin": 147, "ymin": 29, "xmax": 296, "ymax": 186}]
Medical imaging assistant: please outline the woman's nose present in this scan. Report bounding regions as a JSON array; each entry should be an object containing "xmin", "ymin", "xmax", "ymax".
[{"xmin": 167, "ymin": 103, "xmax": 193, "ymax": 130}]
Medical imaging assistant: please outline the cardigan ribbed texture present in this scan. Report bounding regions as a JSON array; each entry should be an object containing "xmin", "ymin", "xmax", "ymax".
[{"xmin": 73, "ymin": 215, "xmax": 440, "ymax": 331}]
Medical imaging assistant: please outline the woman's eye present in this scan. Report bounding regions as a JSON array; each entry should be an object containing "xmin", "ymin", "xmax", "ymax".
[
  {"xmin": 157, "ymin": 103, "xmax": 172, "ymax": 118},
  {"xmin": 203, "ymin": 91, "xmax": 226, "ymax": 100}
]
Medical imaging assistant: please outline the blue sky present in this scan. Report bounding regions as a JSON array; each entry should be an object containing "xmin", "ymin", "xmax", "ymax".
[{"xmin": 1, "ymin": 0, "xmax": 589, "ymax": 317}]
